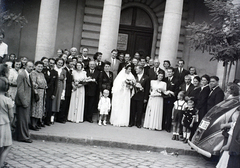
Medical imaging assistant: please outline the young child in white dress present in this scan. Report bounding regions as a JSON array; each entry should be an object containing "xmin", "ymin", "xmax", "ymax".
[{"xmin": 98, "ymin": 89, "xmax": 111, "ymax": 126}]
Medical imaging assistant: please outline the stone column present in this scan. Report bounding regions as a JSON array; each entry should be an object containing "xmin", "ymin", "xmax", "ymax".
[
  {"xmin": 158, "ymin": 0, "xmax": 184, "ymax": 68},
  {"xmin": 35, "ymin": 0, "xmax": 60, "ymax": 61},
  {"xmin": 98, "ymin": 0, "xmax": 122, "ymax": 60}
]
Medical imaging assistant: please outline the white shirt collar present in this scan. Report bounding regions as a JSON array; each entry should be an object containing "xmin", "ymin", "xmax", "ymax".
[{"xmin": 137, "ymin": 72, "xmax": 144, "ymax": 80}]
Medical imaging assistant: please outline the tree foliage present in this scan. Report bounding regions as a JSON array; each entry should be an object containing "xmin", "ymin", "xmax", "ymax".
[
  {"xmin": 0, "ymin": 11, "xmax": 28, "ymax": 32},
  {"xmin": 186, "ymin": 0, "xmax": 240, "ymax": 67}
]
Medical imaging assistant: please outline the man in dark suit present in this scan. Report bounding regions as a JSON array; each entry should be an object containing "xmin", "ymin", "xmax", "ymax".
[
  {"xmin": 148, "ymin": 59, "xmax": 165, "ymax": 81},
  {"xmin": 129, "ymin": 65, "xmax": 150, "ymax": 128},
  {"xmin": 117, "ymin": 53, "xmax": 134, "ymax": 74},
  {"xmin": 207, "ymin": 76, "xmax": 224, "ymax": 111},
  {"xmin": 140, "ymin": 57, "xmax": 150, "ymax": 76},
  {"xmin": 81, "ymin": 47, "xmax": 91, "ymax": 70},
  {"xmin": 57, "ymin": 59, "xmax": 74, "ymax": 123},
  {"xmin": 93, "ymin": 52, "xmax": 104, "ymax": 72},
  {"xmin": 84, "ymin": 61, "xmax": 100, "ymax": 123},
  {"xmin": 180, "ymin": 75, "xmax": 194, "ymax": 98},
  {"xmin": 15, "ymin": 61, "xmax": 34, "ymax": 143},
  {"xmin": 44, "ymin": 58, "xmax": 58, "ymax": 126},
  {"xmin": 174, "ymin": 60, "xmax": 189, "ymax": 86},
  {"xmin": 163, "ymin": 67, "xmax": 179, "ymax": 132}
]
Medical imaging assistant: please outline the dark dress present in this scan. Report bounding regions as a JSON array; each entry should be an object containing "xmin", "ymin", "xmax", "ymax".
[
  {"xmin": 183, "ymin": 108, "xmax": 197, "ymax": 129},
  {"xmin": 188, "ymin": 87, "xmax": 201, "ymax": 105},
  {"xmin": 196, "ymin": 85, "xmax": 210, "ymax": 123}
]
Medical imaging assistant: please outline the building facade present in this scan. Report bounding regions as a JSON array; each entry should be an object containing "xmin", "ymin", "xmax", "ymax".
[{"xmin": 1, "ymin": 0, "xmax": 239, "ymax": 82}]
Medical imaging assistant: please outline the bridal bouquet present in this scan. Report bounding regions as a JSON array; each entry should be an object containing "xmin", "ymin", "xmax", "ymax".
[
  {"xmin": 125, "ymin": 79, "xmax": 135, "ymax": 89},
  {"xmin": 72, "ymin": 78, "xmax": 91, "ymax": 92}
]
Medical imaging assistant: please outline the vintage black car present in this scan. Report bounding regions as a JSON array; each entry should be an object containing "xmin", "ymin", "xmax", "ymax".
[{"xmin": 189, "ymin": 96, "xmax": 240, "ymax": 158}]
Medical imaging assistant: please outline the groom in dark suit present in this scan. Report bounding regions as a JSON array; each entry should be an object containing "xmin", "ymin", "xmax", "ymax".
[{"xmin": 129, "ymin": 65, "xmax": 150, "ymax": 128}]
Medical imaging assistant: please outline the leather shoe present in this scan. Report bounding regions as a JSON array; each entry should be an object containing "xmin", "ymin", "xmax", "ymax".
[
  {"xmin": 86, "ymin": 120, "xmax": 93, "ymax": 123},
  {"xmin": 19, "ymin": 139, "xmax": 33, "ymax": 143},
  {"xmin": 57, "ymin": 120, "xmax": 66, "ymax": 124},
  {"xmin": 29, "ymin": 125, "xmax": 39, "ymax": 131},
  {"xmin": 45, "ymin": 122, "xmax": 51, "ymax": 126},
  {"xmin": 128, "ymin": 124, "xmax": 134, "ymax": 127},
  {"xmin": 40, "ymin": 123, "xmax": 45, "ymax": 127},
  {"xmin": 172, "ymin": 135, "xmax": 176, "ymax": 140},
  {"xmin": 137, "ymin": 125, "xmax": 141, "ymax": 128}
]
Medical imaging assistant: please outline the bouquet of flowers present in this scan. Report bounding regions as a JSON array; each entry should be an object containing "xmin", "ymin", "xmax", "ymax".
[
  {"xmin": 125, "ymin": 79, "xmax": 135, "ymax": 89},
  {"xmin": 72, "ymin": 78, "xmax": 90, "ymax": 92}
]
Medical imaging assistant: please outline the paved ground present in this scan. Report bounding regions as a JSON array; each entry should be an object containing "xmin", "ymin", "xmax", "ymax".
[
  {"xmin": 6, "ymin": 140, "xmax": 216, "ymax": 168},
  {"xmin": 29, "ymin": 121, "xmax": 193, "ymax": 154}
]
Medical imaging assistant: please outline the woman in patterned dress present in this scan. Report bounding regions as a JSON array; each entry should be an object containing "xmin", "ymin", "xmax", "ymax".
[
  {"xmin": 30, "ymin": 61, "xmax": 47, "ymax": 130},
  {"xmin": 52, "ymin": 58, "xmax": 66, "ymax": 123}
]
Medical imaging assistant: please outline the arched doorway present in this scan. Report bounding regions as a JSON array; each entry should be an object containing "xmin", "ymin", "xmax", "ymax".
[{"xmin": 117, "ymin": 7, "xmax": 154, "ymax": 57}]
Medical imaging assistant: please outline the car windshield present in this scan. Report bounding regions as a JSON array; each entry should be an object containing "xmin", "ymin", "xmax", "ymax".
[{"xmin": 205, "ymin": 98, "xmax": 239, "ymax": 119}]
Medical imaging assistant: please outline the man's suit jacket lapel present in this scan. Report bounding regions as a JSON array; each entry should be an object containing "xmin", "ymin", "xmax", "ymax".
[{"xmin": 139, "ymin": 75, "xmax": 144, "ymax": 84}]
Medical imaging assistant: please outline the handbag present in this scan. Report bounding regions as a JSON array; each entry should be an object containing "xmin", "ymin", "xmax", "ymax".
[{"xmin": 34, "ymin": 90, "xmax": 40, "ymax": 102}]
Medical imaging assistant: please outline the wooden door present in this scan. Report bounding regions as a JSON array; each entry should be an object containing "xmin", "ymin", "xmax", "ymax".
[{"xmin": 118, "ymin": 7, "xmax": 153, "ymax": 57}]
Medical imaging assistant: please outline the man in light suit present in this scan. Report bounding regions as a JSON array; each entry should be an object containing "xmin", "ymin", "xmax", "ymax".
[
  {"xmin": 15, "ymin": 61, "xmax": 34, "ymax": 143},
  {"xmin": 108, "ymin": 49, "xmax": 120, "ymax": 80}
]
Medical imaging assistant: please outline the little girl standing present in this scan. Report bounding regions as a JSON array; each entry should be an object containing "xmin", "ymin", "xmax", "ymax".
[
  {"xmin": 98, "ymin": 89, "xmax": 111, "ymax": 126},
  {"xmin": 0, "ymin": 77, "xmax": 14, "ymax": 168},
  {"xmin": 216, "ymin": 111, "xmax": 239, "ymax": 168},
  {"xmin": 172, "ymin": 91, "xmax": 187, "ymax": 140},
  {"xmin": 181, "ymin": 98, "xmax": 197, "ymax": 143}
]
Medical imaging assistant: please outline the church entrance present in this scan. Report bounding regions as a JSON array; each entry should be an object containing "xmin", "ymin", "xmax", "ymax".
[{"xmin": 117, "ymin": 7, "xmax": 154, "ymax": 57}]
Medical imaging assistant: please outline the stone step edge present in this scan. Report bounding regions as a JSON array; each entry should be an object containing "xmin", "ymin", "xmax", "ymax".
[{"xmin": 30, "ymin": 133, "xmax": 199, "ymax": 156}]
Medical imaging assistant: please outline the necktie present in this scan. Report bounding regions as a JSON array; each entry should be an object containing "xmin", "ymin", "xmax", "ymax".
[{"xmin": 70, "ymin": 69, "xmax": 72, "ymax": 75}]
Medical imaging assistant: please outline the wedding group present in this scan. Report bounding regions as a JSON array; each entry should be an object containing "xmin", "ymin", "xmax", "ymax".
[{"xmin": 0, "ymin": 28, "xmax": 237, "ymax": 147}]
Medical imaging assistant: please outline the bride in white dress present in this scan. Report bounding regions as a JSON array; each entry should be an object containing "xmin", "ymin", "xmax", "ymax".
[{"xmin": 110, "ymin": 64, "xmax": 136, "ymax": 127}]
